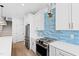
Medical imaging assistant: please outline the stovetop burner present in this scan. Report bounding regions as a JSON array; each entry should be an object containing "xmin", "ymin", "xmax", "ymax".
[{"xmin": 39, "ymin": 37, "xmax": 56, "ymax": 43}]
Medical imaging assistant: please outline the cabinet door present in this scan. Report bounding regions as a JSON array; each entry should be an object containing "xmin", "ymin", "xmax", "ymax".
[
  {"xmin": 35, "ymin": 11, "xmax": 44, "ymax": 30},
  {"xmin": 12, "ymin": 18, "xmax": 24, "ymax": 42},
  {"xmin": 72, "ymin": 3, "xmax": 79, "ymax": 30},
  {"xmin": 49, "ymin": 45, "xmax": 56, "ymax": 56},
  {"xmin": 56, "ymin": 49, "xmax": 73, "ymax": 56},
  {"xmin": 33, "ymin": 40, "xmax": 36, "ymax": 53},
  {"xmin": 31, "ymin": 38, "xmax": 36, "ymax": 53},
  {"xmin": 56, "ymin": 3, "xmax": 71, "ymax": 30}
]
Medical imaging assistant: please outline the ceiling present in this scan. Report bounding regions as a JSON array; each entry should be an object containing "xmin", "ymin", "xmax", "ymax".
[{"xmin": 0, "ymin": 3, "xmax": 49, "ymax": 19}]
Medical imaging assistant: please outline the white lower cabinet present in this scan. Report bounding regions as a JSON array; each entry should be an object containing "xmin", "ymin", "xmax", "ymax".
[
  {"xmin": 49, "ymin": 45, "xmax": 56, "ymax": 56},
  {"xmin": 49, "ymin": 45, "xmax": 74, "ymax": 56},
  {"xmin": 32, "ymin": 41, "xmax": 36, "ymax": 53},
  {"xmin": 55, "ymin": 49, "xmax": 73, "ymax": 56},
  {"xmin": 31, "ymin": 38, "xmax": 36, "ymax": 54}
]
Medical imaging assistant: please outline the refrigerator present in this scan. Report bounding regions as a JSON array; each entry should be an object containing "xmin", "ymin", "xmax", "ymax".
[{"xmin": 25, "ymin": 24, "xmax": 30, "ymax": 49}]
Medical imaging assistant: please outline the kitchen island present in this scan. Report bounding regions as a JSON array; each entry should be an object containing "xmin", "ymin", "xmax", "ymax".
[{"xmin": 0, "ymin": 36, "xmax": 12, "ymax": 56}]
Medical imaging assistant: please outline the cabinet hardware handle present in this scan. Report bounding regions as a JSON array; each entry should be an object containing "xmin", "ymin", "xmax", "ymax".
[
  {"xmin": 69, "ymin": 23, "xmax": 70, "ymax": 29},
  {"xmin": 72, "ymin": 23, "xmax": 73, "ymax": 29},
  {"xmin": 71, "ymin": 22, "xmax": 73, "ymax": 29}
]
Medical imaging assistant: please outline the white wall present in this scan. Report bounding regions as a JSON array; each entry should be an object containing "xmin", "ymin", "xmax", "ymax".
[{"xmin": 12, "ymin": 18, "xmax": 24, "ymax": 43}]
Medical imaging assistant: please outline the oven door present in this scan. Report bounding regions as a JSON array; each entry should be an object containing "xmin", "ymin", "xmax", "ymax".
[{"xmin": 36, "ymin": 43, "xmax": 48, "ymax": 56}]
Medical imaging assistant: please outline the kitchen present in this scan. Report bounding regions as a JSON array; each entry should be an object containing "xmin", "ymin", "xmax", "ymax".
[{"xmin": 0, "ymin": 3, "xmax": 79, "ymax": 56}]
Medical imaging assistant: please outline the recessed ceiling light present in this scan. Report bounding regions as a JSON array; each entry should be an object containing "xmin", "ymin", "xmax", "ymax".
[{"xmin": 21, "ymin": 4, "xmax": 24, "ymax": 6}]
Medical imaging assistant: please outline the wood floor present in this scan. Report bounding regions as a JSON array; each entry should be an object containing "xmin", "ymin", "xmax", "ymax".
[{"xmin": 12, "ymin": 41, "xmax": 36, "ymax": 56}]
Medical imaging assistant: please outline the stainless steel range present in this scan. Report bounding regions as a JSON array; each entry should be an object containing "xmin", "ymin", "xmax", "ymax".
[{"xmin": 36, "ymin": 37, "xmax": 57, "ymax": 56}]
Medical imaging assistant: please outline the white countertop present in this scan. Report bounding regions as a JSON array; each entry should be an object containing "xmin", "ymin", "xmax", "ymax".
[
  {"xmin": 49, "ymin": 41, "xmax": 79, "ymax": 56},
  {"xmin": 0, "ymin": 36, "xmax": 12, "ymax": 56}
]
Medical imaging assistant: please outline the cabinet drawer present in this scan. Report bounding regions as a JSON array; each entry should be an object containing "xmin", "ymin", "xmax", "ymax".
[{"xmin": 56, "ymin": 49, "xmax": 74, "ymax": 56}]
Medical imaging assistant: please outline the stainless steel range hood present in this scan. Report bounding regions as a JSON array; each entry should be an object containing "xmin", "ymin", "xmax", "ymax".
[
  {"xmin": 0, "ymin": 5, "xmax": 7, "ymax": 25},
  {"xmin": 0, "ymin": 17, "xmax": 7, "ymax": 25}
]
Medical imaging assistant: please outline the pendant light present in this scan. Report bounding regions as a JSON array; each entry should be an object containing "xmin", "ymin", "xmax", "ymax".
[
  {"xmin": 48, "ymin": 3, "xmax": 53, "ymax": 18},
  {"xmin": 0, "ymin": 5, "xmax": 7, "ymax": 25}
]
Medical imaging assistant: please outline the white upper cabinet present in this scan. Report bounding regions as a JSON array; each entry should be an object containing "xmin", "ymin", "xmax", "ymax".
[
  {"xmin": 34, "ymin": 8, "xmax": 47, "ymax": 30},
  {"xmin": 56, "ymin": 3, "xmax": 79, "ymax": 30},
  {"xmin": 34, "ymin": 12, "xmax": 44, "ymax": 30},
  {"xmin": 56, "ymin": 3, "xmax": 71, "ymax": 30},
  {"xmin": 72, "ymin": 3, "xmax": 79, "ymax": 30}
]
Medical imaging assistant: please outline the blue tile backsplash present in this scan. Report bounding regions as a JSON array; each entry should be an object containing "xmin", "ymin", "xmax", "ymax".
[{"xmin": 37, "ymin": 8, "xmax": 79, "ymax": 45}]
